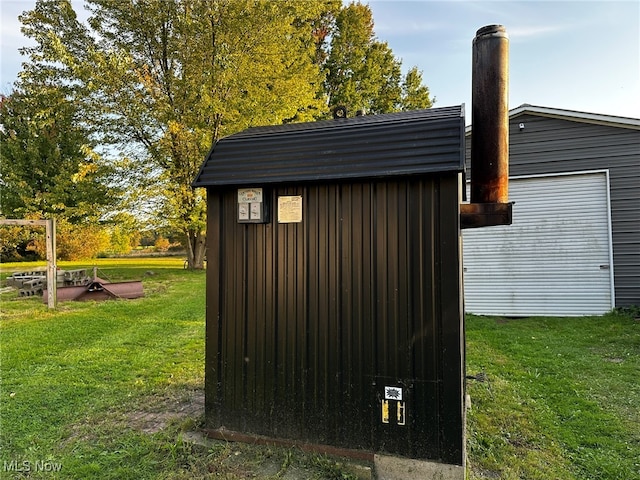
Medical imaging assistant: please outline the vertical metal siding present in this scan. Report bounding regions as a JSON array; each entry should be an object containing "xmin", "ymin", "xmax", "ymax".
[
  {"xmin": 466, "ymin": 114, "xmax": 640, "ymax": 308},
  {"xmin": 205, "ymin": 175, "xmax": 464, "ymax": 464}
]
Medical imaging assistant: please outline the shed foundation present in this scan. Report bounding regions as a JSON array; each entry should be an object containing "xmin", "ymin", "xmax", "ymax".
[{"xmin": 374, "ymin": 454, "xmax": 465, "ymax": 480}]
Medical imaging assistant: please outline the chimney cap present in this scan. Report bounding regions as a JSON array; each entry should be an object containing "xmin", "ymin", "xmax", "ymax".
[{"xmin": 474, "ymin": 24, "xmax": 508, "ymax": 40}]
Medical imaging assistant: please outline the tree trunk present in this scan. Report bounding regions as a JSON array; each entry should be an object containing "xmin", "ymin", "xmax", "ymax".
[{"xmin": 186, "ymin": 230, "xmax": 206, "ymax": 269}]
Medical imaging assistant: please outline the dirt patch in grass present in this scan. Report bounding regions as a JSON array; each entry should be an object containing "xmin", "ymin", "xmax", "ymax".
[
  {"xmin": 603, "ymin": 356, "xmax": 625, "ymax": 363},
  {"xmin": 472, "ymin": 468, "xmax": 502, "ymax": 479},
  {"xmin": 127, "ymin": 389, "xmax": 204, "ymax": 433}
]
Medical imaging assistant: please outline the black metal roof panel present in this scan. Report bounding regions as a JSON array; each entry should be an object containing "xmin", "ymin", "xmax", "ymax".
[{"xmin": 193, "ymin": 104, "xmax": 465, "ymax": 187}]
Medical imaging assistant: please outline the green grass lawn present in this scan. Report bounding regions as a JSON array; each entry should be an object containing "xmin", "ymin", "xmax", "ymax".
[
  {"xmin": 1, "ymin": 258, "xmax": 638, "ymax": 479},
  {"xmin": 466, "ymin": 312, "xmax": 639, "ymax": 480},
  {"xmin": 1, "ymin": 258, "xmax": 209, "ymax": 479}
]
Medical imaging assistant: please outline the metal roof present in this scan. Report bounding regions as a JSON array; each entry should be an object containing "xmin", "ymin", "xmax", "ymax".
[
  {"xmin": 192, "ymin": 104, "xmax": 465, "ymax": 187},
  {"xmin": 465, "ymin": 104, "xmax": 640, "ymax": 134}
]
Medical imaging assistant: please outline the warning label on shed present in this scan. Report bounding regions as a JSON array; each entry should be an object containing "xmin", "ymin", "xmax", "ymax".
[{"xmin": 384, "ymin": 386, "xmax": 403, "ymax": 401}]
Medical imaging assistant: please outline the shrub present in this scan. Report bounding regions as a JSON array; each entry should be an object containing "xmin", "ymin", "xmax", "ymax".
[
  {"xmin": 0, "ymin": 225, "xmax": 41, "ymax": 262},
  {"xmin": 108, "ymin": 226, "xmax": 133, "ymax": 255},
  {"xmin": 31, "ymin": 219, "xmax": 110, "ymax": 260},
  {"xmin": 154, "ymin": 236, "xmax": 170, "ymax": 252}
]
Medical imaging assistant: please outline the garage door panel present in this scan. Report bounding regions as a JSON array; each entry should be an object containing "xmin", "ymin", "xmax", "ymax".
[{"xmin": 463, "ymin": 171, "xmax": 613, "ymax": 317}]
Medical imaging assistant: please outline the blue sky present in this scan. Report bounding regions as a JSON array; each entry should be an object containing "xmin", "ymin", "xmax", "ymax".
[
  {"xmin": 366, "ymin": 0, "xmax": 640, "ymax": 121},
  {"xmin": 1, "ymin": 0, "xmax": 639, "ymax": 123}
]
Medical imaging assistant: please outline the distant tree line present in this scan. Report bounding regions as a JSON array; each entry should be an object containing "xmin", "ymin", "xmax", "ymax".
[{"xmin": 0, "ymin": 0, "xmax": 434, "ymax": 266}]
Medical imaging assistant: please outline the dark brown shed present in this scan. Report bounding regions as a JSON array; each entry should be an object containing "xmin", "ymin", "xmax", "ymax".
[{"xmin": 193, "ymin": 105, "xmax": 467, "ymax": 468}]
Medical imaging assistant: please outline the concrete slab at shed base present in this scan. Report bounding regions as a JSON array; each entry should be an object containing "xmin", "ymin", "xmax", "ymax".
[{"xmin": 374, "ymin": 455, "xmax": 464, "ymax": 480}]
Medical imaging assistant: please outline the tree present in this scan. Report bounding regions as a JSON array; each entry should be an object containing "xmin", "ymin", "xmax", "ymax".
[
  {"xmin": 104, "ymin": 212, "xmax": 142, "ymax": 255},
  {"xmin": 30, "ymin": 217, "xmax": 111, "ymax": 260},
  {"xmin": 401, "ymin": 66, "xmax": 434, "ymax": 110},
  {"xmin": 323, "ymin": 2, "xmax": 433, "ymax": 115},
  {"xmin": 0, "ymin": 223, "xmax": 41, "ymax": 262},
  {"xmin": 16, "ymin": 0, "xmax": 434, "ymax": 268},
  {"xmin": 0, "ymin": 83, "xmax": 117, "ymax": 222},
  {"xmin": 19, "ymin": 0, "xmax": 336, "ymax": 269}
]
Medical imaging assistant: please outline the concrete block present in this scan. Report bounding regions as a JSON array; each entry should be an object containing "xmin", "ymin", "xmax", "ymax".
[{"xmin": 374, "ymin": 454, "xmax": 464, "ymax": 480}]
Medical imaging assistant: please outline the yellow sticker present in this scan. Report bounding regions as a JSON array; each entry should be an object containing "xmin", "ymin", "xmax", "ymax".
[{"xmin": 382, "ymin": 400, "xmax": 389, "ymax": 423}]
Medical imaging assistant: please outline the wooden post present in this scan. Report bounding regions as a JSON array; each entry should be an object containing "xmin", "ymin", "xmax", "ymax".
[
  {"xmin": 45, "ymin": 218, "xmax": 57, "ymax": 309},
  {"xmin": 0, "ymin": 218, "xmax": 57, "ymax": 309}
]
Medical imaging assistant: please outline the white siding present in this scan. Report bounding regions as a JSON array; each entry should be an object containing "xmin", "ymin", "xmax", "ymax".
[{"xmin": 462, "ymin": 171, "xmax": 614, "ymax": 317}]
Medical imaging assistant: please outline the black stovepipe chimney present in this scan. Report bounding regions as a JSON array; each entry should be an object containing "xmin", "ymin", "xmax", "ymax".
[{"xmin": 461, "ymin": 24, "xmax": 513, "ymax": 229}]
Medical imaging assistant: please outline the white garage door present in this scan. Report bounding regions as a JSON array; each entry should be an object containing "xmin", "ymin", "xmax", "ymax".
[{"xmin": 462, "ymin": 171, "xmax": 614, "ymax": 317}]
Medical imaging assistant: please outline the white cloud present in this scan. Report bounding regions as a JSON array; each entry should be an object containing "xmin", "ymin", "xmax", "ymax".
[{"xmin": 508, "ymin": 24, "xmax": 568, "ymax": 40}]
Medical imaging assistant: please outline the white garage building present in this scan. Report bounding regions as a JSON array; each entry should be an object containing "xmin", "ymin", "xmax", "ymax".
[{"xmin": 463, "ymin": 105, "xmax": 640, "ymax": 317}]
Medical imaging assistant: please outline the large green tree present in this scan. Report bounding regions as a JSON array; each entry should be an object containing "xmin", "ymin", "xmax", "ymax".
[
  {"xmin": 20, "ymin": 0, "xmax": 336, "ymax": 268},
  {"xmin": 16, "ymin": 0, "xmax": 433, "ymax": 268},
  {"xmin": 0, "ymin": 82, "xmax": 116, "ymax": 222},
  {"xmin": 323, "ymin": 2, "xmax": 433, "ymax": 115}
]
